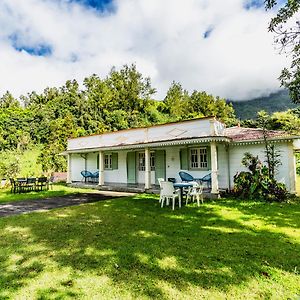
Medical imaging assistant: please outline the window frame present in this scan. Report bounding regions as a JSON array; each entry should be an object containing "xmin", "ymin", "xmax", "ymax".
[
  {"xmin": 189, "ymin": 147, "xmax": 208, "ymax": 170},
  {"xmin": 150, "ymin": 152, "xmax": 155, "ymax": 171},
  {"xmin": 138, "ymin": 152, "xmax": 145, "ymax": 171},
  {"xmin": 138, "ymin": 152, "xmax": 155, "ymax": 171},
  {"xmin": 104, "ymin": 153, "xmax": 112, "ymax": 170}
]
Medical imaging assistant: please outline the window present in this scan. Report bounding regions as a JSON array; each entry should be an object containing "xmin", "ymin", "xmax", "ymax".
[
  {"xmin": 138, "ymin": 153, "xmax": 145, "ymax": 171},
  {"xmin": 138, "ymin": 152, "xmax": 155, "ymax": 171},
  {"xmin": 150, "ymin": 152, "xmax": 155, "ymax": 171},
  {"xmin": 104, "ymin": 154, "xmax": 112, "ymax": 170},
  {"xmin": 190, "ymin": 148, "xmax": 208, "ymax": 169}
]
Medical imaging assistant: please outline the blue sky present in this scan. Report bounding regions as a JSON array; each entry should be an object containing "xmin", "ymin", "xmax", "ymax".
[
  {"xmin": 68, "ymin": 0, "xmax": 115, "ymax": 12},
  {"xmin": 0, "ymin": 0, "xmax": 288, "ymax": 100}
]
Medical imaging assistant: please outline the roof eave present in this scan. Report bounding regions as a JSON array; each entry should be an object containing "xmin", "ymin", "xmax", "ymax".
[
  {"xmin": 63, "ymin": 136, "xmax": 231, "ymax": 154},
  {"xmin": 231, "ymin": 135, "xmax": 300, "ymax": 145}
]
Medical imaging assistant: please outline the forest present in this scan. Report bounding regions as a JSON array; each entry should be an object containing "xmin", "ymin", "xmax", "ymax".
[{"xmin": 0, "ymin": 64, "xmax": 299, "ymax": 178}]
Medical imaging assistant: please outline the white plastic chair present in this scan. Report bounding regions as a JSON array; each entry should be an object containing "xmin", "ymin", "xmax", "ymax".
[
  {"xmin": 186, "ymin": 182, "xmax": 203, "ymax": 206},
  {"xmin": 160, "ymin": 181, "xmax": 181, "ymax": 210},
  {"xmin": 157, "ymin": 178, "xmax": 165, "ymax": 203}
]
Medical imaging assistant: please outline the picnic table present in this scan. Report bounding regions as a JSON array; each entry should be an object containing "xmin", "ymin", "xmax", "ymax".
[{"xmin": 10, "ymin": 177, "xmax": 49, "ymax": 194}]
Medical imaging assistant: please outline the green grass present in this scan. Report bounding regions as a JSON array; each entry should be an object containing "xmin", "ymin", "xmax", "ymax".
[
  {"xmin": 0, "ymin": 195, "xmax": 299, "ymax": 299},
  {"xmin": 296, "ymin": 176, "xmax": 300, "ymax": 196},
  {"xmin": 0, "ymin": 184, "xmax": 96, "ymax": 204}
]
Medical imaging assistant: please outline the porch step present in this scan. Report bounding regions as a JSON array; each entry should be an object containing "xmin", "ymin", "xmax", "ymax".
[
  {"xmin": 100, "ymin": 185, "xmax": 145, "ymax": 193},
  {"xmin": 70, "ymin": 182, "xmax": 218, "ymax": 198}
]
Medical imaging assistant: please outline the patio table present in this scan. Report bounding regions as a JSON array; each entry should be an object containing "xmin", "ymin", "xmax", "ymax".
[
  {"xmin": 173, "ymin": 182, "xmax": 194, "ymax": 200},
  {"xmin": 16, "ymin": 179, "xmax": 28, "ymax": 193}
]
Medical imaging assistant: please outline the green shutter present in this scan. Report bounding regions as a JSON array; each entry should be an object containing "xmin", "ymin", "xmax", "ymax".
[
  {"xmin": 127, "ymin": 152, "xmax": 136, "ymax": 184},
  {"xmin": 155, "ymin": 150, "xmax": 166, "ymax": 184},
  {"xmin": 180, "ymin": 148, "xmax": 189, "ymax": 170},
  {"xmin": 112, "ymin": 153, "xmax": 118, "ymax": 170},
  {"xmin": 97, "ymin": 154, "xmax": 99, "ymax": 169}
]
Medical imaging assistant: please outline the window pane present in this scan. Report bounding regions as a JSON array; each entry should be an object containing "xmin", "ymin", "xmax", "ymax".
[
  {"xmin": 190, "ymin": 148, "xmax": 208, "ymax": 169},
  {"xmin": 104, "ymin": 154, "xmax": 112, "ymax": 169},
  {"xmin": 199, "ymin": 148, "xmax": 208, "ymax": 168},
  {"xmin": 150, "ymin": 152, "xmax": 155, "ymax": 171},
  {"xmin": 139, "ymin": 153, "xmax": 145, "ymax": 171},
  {"xmin": 190, "ymin": 149, "xmax": 199, "ymax": 168}
]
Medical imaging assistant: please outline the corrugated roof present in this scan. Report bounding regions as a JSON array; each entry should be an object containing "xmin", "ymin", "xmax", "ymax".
[
  {"xmin": 67, "ymin": 117, "xmax": 224, "ymax": 151},
  {"xmin": 68, "ymin": 116, "xmax": 216, "ymax": 140},
  {"xmin": 224, "ymin": 126, "xmax": 289, "ymax": 142}
]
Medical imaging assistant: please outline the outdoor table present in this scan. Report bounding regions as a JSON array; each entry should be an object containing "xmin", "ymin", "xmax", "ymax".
[
  {"xmin": 16, "ymin": 179, "xmax": 28, "ymax": 193},
  {"xmin": 173, "ymin": 182, "xmax": 194, "ymax": 200}
]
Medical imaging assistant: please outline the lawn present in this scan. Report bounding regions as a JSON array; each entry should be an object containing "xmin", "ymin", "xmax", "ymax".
[
  {"xmin": 0, "ymin": 194, "xmax": 299, "ymax": 299},
  {"xmin": 0, "ymin": 184, "xmax": 96, "ymax": 204}
]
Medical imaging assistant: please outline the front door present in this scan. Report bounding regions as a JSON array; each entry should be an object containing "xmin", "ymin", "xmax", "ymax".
[
  {"xmin": 127, "ymin": 152, "xmax": 136, "ymax": 184},
  {"xmin": 155, "ymin": 150, "xmax": 166, "ymax": 184}
]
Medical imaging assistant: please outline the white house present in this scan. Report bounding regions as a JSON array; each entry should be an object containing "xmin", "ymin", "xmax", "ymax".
[{"xmin": 64, "ymin": 117, "xmax": 299, "ymax": 195}]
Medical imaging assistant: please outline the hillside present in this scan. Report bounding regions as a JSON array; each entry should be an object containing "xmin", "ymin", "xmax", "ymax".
[{"xmin": 230, "ymin": 90, "xmax": 298, "ymax": 119}]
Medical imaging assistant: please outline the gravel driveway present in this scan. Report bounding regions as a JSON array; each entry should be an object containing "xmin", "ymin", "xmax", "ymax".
[{"xmin": 0, "ymin": 191, "xmax": 135, "ymax": 217}]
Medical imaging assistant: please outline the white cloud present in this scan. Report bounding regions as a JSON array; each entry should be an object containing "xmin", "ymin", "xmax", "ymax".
[{"xmin": 0, "ymin": 0, "xmax": 288, "ymax": 100}]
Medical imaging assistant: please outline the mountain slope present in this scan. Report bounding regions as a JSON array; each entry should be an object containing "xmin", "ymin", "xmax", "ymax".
[{"xmin": 230, "ymin": 90, "xmax": 298, "ymax": 119}]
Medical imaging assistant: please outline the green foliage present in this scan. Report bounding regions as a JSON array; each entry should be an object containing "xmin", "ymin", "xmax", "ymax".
[
  {"xmin": 0, "ymin": 147, "xmax": 43, "ymax": 179},
  {"xmin": 0, "ymin": 195, "xmax": 299, "ymax": 298},
  {"xmin": 0, "ymin": 159, "xmax": 20, "ymax": 179},
  {"xmin": 0, "ymin": 64, "xmax": 237, "ymax": 172},
  {"xmin": 163, "ymin": 82, "xmax": 236, "ymax": 125},
  {"xmin": 0, "ymin": 151, "xmax": 20, "ymax": 178},
  {"xmin": 265, "ymin": 0, "xmax": 300, "ymax": 103},
  {"xmin": 296, "ymin": 153, "xmax": 300, "ymax": 175},
  {"xmin": 233, "ymin": 152, "xmax": 288, "ymax": 202},
  {"xmin": 231, "ymin": 90, "xmax": 297, "ymax": 120},
  {"xmin": 242, "ymin": 109, "xmax": 300, "ymax": 134}
]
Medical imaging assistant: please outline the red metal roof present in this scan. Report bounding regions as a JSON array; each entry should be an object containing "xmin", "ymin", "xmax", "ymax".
[{"xmin": 224, "ymin": 126, "xmax": 289, "ymax": 142}]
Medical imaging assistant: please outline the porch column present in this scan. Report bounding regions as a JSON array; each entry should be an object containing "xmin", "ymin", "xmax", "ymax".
[
  {"xmin": 98, "ymin": 151, "xmax": 104, "ymax": 186},
  {"xmin": 145, "ymin": 148, "xmax": 151, "ymax": 190},
  {"xmin": 210, "ymin": 142, "xmax": 219, "ymax": 195},
  {"xmin": 67, "ymin": 153, "xmax": 71, "ymax": 184}
]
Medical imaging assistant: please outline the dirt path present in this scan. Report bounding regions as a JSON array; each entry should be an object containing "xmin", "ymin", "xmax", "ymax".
[{"xmin": 0, "ymin": 191, "xmax": 135, "ymax": 217}]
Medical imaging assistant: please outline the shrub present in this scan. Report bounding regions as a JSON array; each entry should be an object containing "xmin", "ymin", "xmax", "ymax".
[
  {"xmin": 0, "ymin": 157, "xmax": 20, "ymax": 179},
  {"xmin": 233, "ymin": 152, "xmax": 288, "ymax": 202}
]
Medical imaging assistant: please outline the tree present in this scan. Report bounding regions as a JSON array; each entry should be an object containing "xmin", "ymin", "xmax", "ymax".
[
  {"xmin": 163, "ymin": 82, "xmax": 189, "ymax": 119},
  {"xmin": 265, "ymin": 0, "xmax": 300, "ymax": 102},
  {"xmin": 0, "ymin": 92, "xmax": 20, "ymax": 109},
  {"xmin": 257, "ymin": 111, "xmax": 282, "ymax": 179}
]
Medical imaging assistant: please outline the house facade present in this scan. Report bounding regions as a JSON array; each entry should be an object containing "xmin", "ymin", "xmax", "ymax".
[{"xmin": 64, "ymin": 117, "xmax": 299, "ymax": 195}]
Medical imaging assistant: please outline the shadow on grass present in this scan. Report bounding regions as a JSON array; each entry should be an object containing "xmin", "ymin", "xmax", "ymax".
[
  {"xmin": 0, "ymin": 195, "xmax": 299, "ymax": 298},
  {"xmin": 0, "ymin": 183, "xmax": 94, "ymax": 205}
]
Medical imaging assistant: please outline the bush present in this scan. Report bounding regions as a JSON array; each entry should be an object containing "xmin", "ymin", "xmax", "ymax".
[
  {"xmin": 233, "ymin": 152, "xmax": 288, "ymax": 202},
  {"xmin": 0, "ymin": 159, "xmax": 20, "ymax": 178}
]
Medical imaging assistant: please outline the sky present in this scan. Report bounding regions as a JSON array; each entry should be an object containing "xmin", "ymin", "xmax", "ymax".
[{"xmin": 0, "ymin": 0, "xmax": 289, "ymax": 101}]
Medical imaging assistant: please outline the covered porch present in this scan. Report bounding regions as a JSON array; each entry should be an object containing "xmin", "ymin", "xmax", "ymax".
[{"xmin": 66, "ymin": 139, "xmax": 230, "ymax": 197}]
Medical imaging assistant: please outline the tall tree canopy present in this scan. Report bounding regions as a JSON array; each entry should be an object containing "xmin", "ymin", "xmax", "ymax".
[
  {"xmin": 265, "ymin": 0, "xmax": 300, "ymax": 102},
  {"xmin": 0, "ymin": 64, "xmax": 237, "ymax": 172}
]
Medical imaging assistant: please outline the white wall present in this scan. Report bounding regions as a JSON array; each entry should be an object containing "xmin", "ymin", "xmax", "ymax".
[
  {"xmin": 87, "ymin": 153, "xmax": 98, "ymax": 173},
  {"xmin": 228, "ymin": 142, "xmax": 295, "ymax": 192},
  {"xmin": 217, "ymin": 145, "xmax": 230, "ymax": 189},
  {"xmin": 137, "ymin": 171, "xmax": 155, "ymax": 184},
  {"xmin": 70, "ymin": 142, "xmax": 296, "ymax": 192},
  {"xmin": 104, "ymin": 151, "xmax": 128, "ymax": 184},
  {"xmin": 164, "ymin": 146, "xmax": 228, "ymax": 188},
  {"xmin": 70, "ymin": 151, "xmax": 128, "ymax": 183},
  {"xmin": 70, "ymin": 153, "xmax": 85, "ymax": 182}
]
